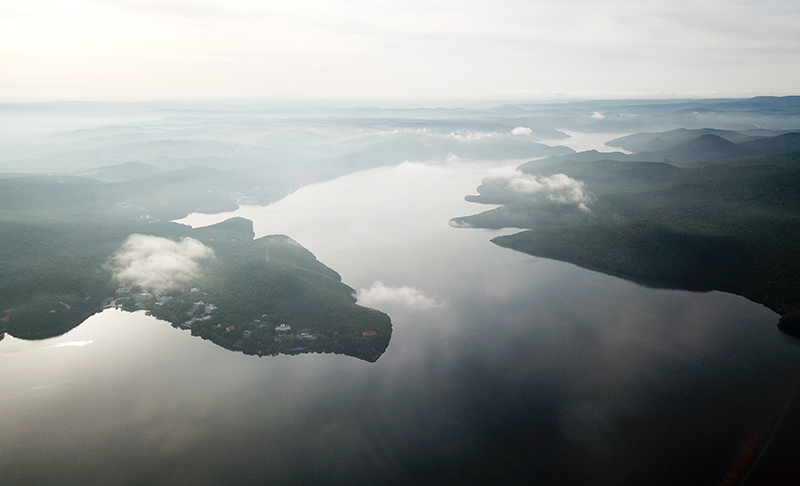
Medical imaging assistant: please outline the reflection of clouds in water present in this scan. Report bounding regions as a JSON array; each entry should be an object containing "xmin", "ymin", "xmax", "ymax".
[
  {"xmin": 439, "ymin": 270, "xmax": 786, "ymax": 473},
  {"xmin": 358, "ymin": 281, "xmax": 443, "ymax": 310},
  {"xmin": 132, "ymin": 399, "xmax": 210, "ymax": 456},
  {"xmin": 148, "ymin": 154, "xmax": 793, "ymax": 482}
]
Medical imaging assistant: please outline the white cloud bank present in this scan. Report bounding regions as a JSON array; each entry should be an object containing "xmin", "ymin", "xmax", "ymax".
[
  {"xmin": 388, "ymin": 128, "xmax": 503, "ymax": 141},
  {"xmin": 511, "ymin": 126, "xmax": 533, "ymax": 136},
  {"xmin": 476, "ymin": 170, "xmax": 595, "ymax": 211},
  {"xmin": 444, "ymin": 130, "xmax": 502, "ymax": 141},
  {"xmin": 109, "ymin": 234, "xmax": 215, "ymax": 293},
  {"xmin": 1, "ymin": 0, "xmax": 799, "ymax": 99},
  {"xmin": 358, "ymin": 281, "xmax": 442, "ymax": 309}
]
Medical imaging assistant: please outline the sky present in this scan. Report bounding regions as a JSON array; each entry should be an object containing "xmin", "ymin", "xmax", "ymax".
[{"xmin": 1, "ymin": 0, "xmax": 799, "ymax": 101}]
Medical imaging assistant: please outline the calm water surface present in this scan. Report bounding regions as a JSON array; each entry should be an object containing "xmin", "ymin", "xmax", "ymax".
[{"xmin": 2, "ymin": 147, "xmax": 799, "ymax": 485}]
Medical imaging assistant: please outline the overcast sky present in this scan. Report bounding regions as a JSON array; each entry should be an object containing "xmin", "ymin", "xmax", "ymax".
[{"xmin": 1, "ymin": 0, "xmax": 798, "ymax": 101}]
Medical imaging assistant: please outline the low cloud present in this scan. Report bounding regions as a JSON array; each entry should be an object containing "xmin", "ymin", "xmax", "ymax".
[
  {"xmin": 448, "ymin": 219, "xmax": 474, "ymax": 228},
  {"xmin": 358, "ymin": 281, "xmax": 442, "ymax": 309},
  {"xmin": 473, "ymin": 169, "xmax": 595, "ymax": 211},
  {"xmin": 591, "ymin": 111, "xmax": 605, "ymax": 119},
  {"xmin": 442, "ymin": 130, "xmax": 501, "ymax": 141},
  {"xmin": 386, "ymin": 128, "xmax": 503, "ymax": 142},
  {"xmin": 511, "ymin": 126, "xmax": 533, "ymax": 136},
  {"xmin": 445, "ymin": 153, "xmax": 462, "ymax": 163},
  {"xmin": 109, "ymin": 234, "xmax": 215, "ymax": 293}
]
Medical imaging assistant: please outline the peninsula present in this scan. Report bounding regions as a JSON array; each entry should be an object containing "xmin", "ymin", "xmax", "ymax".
[
  {"xmin": 453, "ymin": 129, "xmax": 800, "ymax": 334},
  {"xmin": 0, "ymin": 170, "xmax": 391, "ymax": 362}
]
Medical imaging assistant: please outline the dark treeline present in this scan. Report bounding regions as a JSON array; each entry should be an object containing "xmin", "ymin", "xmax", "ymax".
[
  {"xmin": 0, "ymin": 172, "xmax": 391, "ymax": 361},
  {"xmin": 455, "ymin": 129, "xmax": 800, "ymax": 334}
]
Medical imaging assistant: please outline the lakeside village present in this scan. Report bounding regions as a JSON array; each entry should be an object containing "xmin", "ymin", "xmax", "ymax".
[{"xmin": 108, "ymin": 284, "xmax": 381, "ymax": 357}]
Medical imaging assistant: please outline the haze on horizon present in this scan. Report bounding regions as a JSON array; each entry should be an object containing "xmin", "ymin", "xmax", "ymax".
[{"xmin": 1, "ymin": 0, "xmax": 799, "ymax": 102}]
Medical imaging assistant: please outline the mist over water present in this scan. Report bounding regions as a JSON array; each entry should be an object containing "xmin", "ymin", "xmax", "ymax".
[
  {"xmin": 538, "ymin": 131, "xmax": 633, "ymax": 154},
  {"xmin": 2, "ymin": 135, "xmax": 799, "ymax": 484}
]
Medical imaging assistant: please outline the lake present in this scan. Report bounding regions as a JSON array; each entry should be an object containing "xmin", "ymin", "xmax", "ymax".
[{"xmin": 2, "ymin": 141, "xmax": 798, "ymax": 485}]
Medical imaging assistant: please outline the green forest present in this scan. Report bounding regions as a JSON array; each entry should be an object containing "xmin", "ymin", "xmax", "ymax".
[
  {"xmin": 0, "ymin": 171, "xmax": 391, "ymax": 362},
  {"xmin": 455, "ymin": 130, "xmax": 800, "ymax": 334}
]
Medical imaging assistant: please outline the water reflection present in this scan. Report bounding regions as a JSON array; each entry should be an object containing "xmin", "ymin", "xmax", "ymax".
[{"xmin": 2, "ymin": 155, "xmax": 799, "ymax": 484}]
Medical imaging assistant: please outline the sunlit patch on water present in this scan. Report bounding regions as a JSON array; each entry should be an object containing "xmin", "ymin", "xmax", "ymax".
[{"xmin": 44, "ymin": 340, "xmax": 93, "ymax": 348}]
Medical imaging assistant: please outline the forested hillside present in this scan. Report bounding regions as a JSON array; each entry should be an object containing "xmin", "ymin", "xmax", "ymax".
[
  {"xmin": 455, "ymin": 129, "xmax": 800, "ymax": 334},
  {"xmin": 0, "ymin": 169, "xmax": 391, "ymax": 362}
]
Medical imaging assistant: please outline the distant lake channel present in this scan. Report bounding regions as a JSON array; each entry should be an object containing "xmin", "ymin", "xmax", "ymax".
[{"xmin": 2, "ymin": 134, "xmax": 798, "ymax": 485}]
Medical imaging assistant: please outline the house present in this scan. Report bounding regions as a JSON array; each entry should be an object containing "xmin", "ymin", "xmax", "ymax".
[
  {"xmin": 243, "ymin": 330, "xmax": 252, "ymax": 338},
  {"xmin": 156, "ymin": 296, "xmax": 173, "ymax": 305},
  {"xmin": 134, "ymin": 292, "xmax": 152, "ymax": 303},
  {"xmin": 275, "ymin": 323, "xmax": 291, "ymax": 332},
  {"xmin": 362, "ymin": 330, "xmax": 377, "ymax": 337},
  {"xmin": 225, "ymin": 325, "xmax": 236, "ymax": 333}
]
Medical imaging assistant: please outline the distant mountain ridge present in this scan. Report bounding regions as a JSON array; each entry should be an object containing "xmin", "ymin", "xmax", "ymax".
[
  {"xmin": 605, "ymin": 128, "xmax": 771, "ymax": 152},
  {"xmin": 636, "ymin": 133, "xmax": 751, "ymax": 164},
  {"xmin": 74, "ymin": 162, "xmax": 161, "ymax": 182},
  {"xmin": 531, "ymin": 130, "xmax": 800, "ymax": 169}
]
